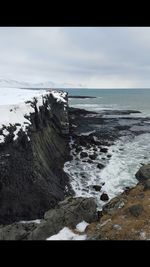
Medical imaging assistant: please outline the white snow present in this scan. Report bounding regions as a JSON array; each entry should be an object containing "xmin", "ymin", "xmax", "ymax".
[
  {"xmin": 79, "ymin": 130, "xmax": 96, "ymax": 136},
  {"xmin": 46, "ymin": 227, "xmax": 87, "ymax": 240},
  {"xmin": 19, "ymin": 219, "xmax": 41, "ymax": 224},
  {"xmin": 76, "ymin": 221, "xmax": 89, "ymax": 232},
  {"xmin": 0, "ymin": 135, "xmax": 4, "ymax": 143},
  {"xmin": 2, "ymin": 129, "xmax": 9, "ymax": 136},
  {"xmin": 51, "ymin": 90, "xmax": 67, "ymax": 104},
  {"xmin": 46, "ymin": 220, "xmax": 89, "ymax": 240},
  {"xmin": 0, "ymin": 87, "xmax": 67, "ymax": 142}
]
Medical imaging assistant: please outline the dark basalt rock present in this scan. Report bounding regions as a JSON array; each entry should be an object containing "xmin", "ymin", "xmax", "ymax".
[
  {"xmin": 100, "ymin": 147, "xmax": 108, "ymax": 153},
  {"xmin": 75, "ymin": 146, "xmax": 83, "ymax": 153},
  {"xmin": 135, "ymin": 164, "xmax": 150, "ymax": 182},
  {"xmin": 0, "ymin": 197, "xmax": 97, "ymax": 240},
  {"xmin": 93, "ymin": 185, "xmax": 102, "ymax": 192},
  {"xmin": 87, "ymin": 159, "xmax": 93, "ymax": 164},
  {"xmin": 0, "ymin": 222, "xmax": 38, "ymax": 240},
  {"xmin": 97, "ymin": 163, "xmax": 105, "ymax": 169},
  {"xmin": 80, "ymin": 151, "xmax": 88, "ymax": 158},
  {"xmin": 28, "ymin": 197, "xmax": 97, "ymax": 240},
  {"xmin": 89, "ymin": 153, "xmax": 97, "ymax": 160},
  {"xmin": 128, "ymin": 204, "xmax": 144, "ymax": 217},
  {"xmin": 0, "ymin": 91, "xmax": 72, "ymax": 225},
  {"xmin": 100, "ymin": 193, "xmax": 109, "ymax": 202}
]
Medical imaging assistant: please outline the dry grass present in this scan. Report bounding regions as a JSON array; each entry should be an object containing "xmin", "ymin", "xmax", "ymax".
[{"xmin": 86, "ymin": 183, "xmax": 150, "ymax": 240}]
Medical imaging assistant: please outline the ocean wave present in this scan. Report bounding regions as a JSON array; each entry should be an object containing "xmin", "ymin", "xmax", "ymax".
[{"xmin": 64, "ymin": 133, "xmax": 150, "ymax": 210}]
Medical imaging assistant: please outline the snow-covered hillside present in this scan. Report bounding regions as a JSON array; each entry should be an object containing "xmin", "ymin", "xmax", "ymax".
[
  {"xmin": 0, "ymin": 87, "xmax": 67, "ymax": 143},
  {"xmin": 0, "ymin": 79, "xmax": 56, "ymax": 89},
  {"xmin": 0, "ymin": 78, "xmax": 83, "ymax": 89}
]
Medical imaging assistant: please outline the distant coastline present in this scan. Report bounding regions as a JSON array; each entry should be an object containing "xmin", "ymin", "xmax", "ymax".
[{"xmin": 68, "ymin": 95, "xmax": 96, "ymax": 99}]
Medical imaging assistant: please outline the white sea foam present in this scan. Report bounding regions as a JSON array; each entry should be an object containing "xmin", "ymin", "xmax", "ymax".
[{"xmin": 64, "ymin": 133, "xmax": 150, "ymax": 210}]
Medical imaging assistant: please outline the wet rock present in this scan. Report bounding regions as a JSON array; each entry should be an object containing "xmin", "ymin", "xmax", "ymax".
[
  {"xmin": 123, "ymin": 186, "xmax": 131, "ymax": 194},
  {"xmin": 80, "ymin": 173, "xmax": 86, "ymax": 178},
  {"xmin": 100, "ymin": 147, "xmax": 108, "ymax": 153},
  {"xmin": 100, "ymin": 193, "xmax": 109, "ymax": 202},
  {"xmin": 87, "ymin": 159, "xmax": 93, "ymax": 164},
  {"xmin": 93, "ymin": 185, "xmax": 102, "ymax": 192},
  {"xmin": 28, "ymin": 197, "xmax": 97, "ymax": 240},
  {"xmin": 75, "ymin": 146, "xmax": 83, "ymax": 153},
  {"xmin": 80, "ymin": 151, "xmax": 88, "ymax": 158},
  {"xmin": 97, "ymin": 163, "xmax": 105, "ymax": 169},
  {"xmin": 128, "ymin": 204, "xmax": 144, "ymax": 217},
  {"xmin": 135, "ymin": 164, "xmax": 150, "ymax": 182},
  {"xmin": 78, "ymin": 137, "xmax": 87, "ymax": 147},
  {"xmin": 89, "ymin": 153, "xmax": 97, "ymax": 160}
]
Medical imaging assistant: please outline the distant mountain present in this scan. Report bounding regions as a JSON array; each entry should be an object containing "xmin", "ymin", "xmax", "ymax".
[
  {"xmin": 0, "ymin": 79, "xmax": 56, "ymax": 88},
  {"xmin": 0, "ymin": 78, "xmax": 84, "ymax": 89}
]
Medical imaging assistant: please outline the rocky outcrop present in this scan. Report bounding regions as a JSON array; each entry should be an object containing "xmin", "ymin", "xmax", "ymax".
[
  {"xmin": 85, "ymin": 164, "xmax": 150, "ymax": 240},
  {"xmin": 0, "ymin": 90, "xmax": 72, "ymax": 225},
  {"xmin": 0, "ymin": 197, "xmax": 97, "ymax": 240},
  {"xmin": 135, "ymin": 164, "xmax": 150, "ymax": 182}
]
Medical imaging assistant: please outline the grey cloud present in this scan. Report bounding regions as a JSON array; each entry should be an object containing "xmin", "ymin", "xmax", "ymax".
[{"xmin": 0, "ymin": 27, "xmax": 150, "ymax": 87}]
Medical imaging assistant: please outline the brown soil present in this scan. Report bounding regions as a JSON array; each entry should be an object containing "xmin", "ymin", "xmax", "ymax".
[{"xmin": 86, "ymin": 183, "xmax": 150, "ymax": 240}]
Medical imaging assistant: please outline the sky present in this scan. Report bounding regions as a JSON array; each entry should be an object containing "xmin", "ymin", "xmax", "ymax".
[{"xmin": 0, "ymin": 27, "xmax": 150, "ymax": 88}]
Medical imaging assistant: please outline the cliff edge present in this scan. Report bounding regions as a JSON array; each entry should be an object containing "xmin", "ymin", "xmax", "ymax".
[{"xmin": 0, "ymin": 89, "xmax": 72, "ymax": 224}]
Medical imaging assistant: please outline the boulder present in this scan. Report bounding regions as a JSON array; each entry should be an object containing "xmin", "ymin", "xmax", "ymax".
[
  {"xmin": 135, "ymin": 164, "xmax": 150, "ymax": 182},
  {"xmin": 80, "ymin": 151, "xmax": 88, "ymax": 158},
  {"xmin": 89, "ymin": 153, "xmax": 97, "ymax": 160},
  {"xmin": 28, "ymin": 197, "xmax": 97, "ymax": 240},
  {"xmin": 87, "ymin": 159, "xmax": 93, "ymax": 164},
  {"xmin": 100, "ymin": 193, "xmax": 109, "ymax": 202},
  {"xmin": 93, "ymin": 185, "xmax": 102, "ymax": 192},
  {"xmin": 97, "ymin": 163, "xmax": 105, "ymax": 169},
  {"xmin": 128, "ymin": 204, "xmax": 144, "ymax": 217},
  {"xmin": 100, "ymin": 147, "xmax": 108, "ymax": 153},
  {"xmin": 75, "ymin": 146, "xmax": 83, "ymax": 153}
]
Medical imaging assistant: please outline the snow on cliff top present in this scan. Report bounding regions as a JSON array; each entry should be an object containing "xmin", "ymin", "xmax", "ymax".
[{"xmin": 0, "ymin": 87, "xmax": 67, "ymax": 143}]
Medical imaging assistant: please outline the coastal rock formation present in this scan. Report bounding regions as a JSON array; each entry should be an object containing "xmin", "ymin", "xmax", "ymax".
[
  {"xmin": 0, "ymin": 90, "xmax": 72, "ymax": 224},
  {"xmin": 0, "ymin": 197, "xmax": 97, "ymax": 240},
  {"xmin": 85, "ymin": 164, "xmax": 150, "ymax": 240}
]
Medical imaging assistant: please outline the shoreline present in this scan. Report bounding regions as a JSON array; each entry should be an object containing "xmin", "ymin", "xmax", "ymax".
[{"xmin": 0, "ymin": 90, "xmax": 150, "ymax": 239}]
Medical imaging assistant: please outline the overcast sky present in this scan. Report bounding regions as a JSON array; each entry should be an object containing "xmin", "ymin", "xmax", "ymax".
[{"xmin": 0, "ymin": 27, "xmax": 150, "ymax": 88}]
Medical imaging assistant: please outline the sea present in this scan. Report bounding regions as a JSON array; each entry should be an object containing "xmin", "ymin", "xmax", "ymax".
[
  {"xmin": 63, "ymin": 89, "xmax": 150, "ymax": 209},
  {"xmin": 65, "ymin": 88, "xmax": 150, "ymax": 116}
]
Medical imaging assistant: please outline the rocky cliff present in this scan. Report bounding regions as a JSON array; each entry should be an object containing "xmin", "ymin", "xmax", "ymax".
[
  {"xmin": 0, "ymin": 90, "xmax": 72, "ymax": 224},
  {"xmin": 85, "ymin": 164, "xmax": 150, "ymax": 240}
]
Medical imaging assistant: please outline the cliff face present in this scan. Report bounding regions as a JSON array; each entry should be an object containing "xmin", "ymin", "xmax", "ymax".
[{"xmin": 0, "ymin": 90, "xmax": 72, "ymax": 224}]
